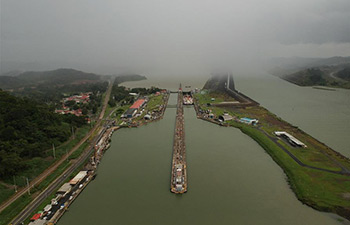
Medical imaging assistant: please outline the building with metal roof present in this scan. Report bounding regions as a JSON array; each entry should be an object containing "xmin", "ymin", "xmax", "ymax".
[
  {"xmin": 240, "ymin": 117, "xmax": 259, "ymax": 125},
  {"xmin": 274, "ymin": 131, "xmax": 307, "ymax": 148},
  {"xmin": 57, "ymin": 183, "xmax": 72, "ymax": 196},
  {"xmin": 219, "ymin": 114, "xmax": 233, "ymax": 122},
  {"xmin": 69, "ymin": 171, "xmax": 87, "ymax": 185}
]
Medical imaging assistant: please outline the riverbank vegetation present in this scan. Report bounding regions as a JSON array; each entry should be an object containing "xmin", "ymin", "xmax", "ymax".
[{"xmin": 195, "ymin": 91, "xmax": 350, "ymax": 220}]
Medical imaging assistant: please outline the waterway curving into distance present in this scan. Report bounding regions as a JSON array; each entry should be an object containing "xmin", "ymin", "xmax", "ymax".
[{"xmin": 59, "ymin": 91, "xmax": 347, "ymax": 225}]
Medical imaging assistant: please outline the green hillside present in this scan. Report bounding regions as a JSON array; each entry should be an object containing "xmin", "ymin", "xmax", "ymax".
[
  {"xmin": 0, "ymin": 90, "xmax": 86, "ymax": 179},
  {"xmin": 0, "ymin": 68, "xmax": 101, "ymax": 89}
]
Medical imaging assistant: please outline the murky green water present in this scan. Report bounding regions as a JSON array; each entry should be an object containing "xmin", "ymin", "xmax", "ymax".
[{"xmin": 59, "ymin": 83, "xmax": 349, "ymax": 224}]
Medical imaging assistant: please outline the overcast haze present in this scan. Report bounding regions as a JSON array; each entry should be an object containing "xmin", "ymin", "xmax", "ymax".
[{"xmin": 1, "ymin": 0, "xmax": 350, "ymax": 75}]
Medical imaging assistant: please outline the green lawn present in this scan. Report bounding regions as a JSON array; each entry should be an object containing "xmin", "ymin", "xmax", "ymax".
[
  {"xmin": 103, "ymin": 104, "xmax": 114, "ymax": 119},
  {"xmin": 146, "ymin": 95, "xmax": 164, "ymax": 110},
  {"xmin": 0, "ymin": 194, "xmax": 32, "ymax": 225},
  {"xmin": 0, "ymin": 184, "xmax": 14, "ymax": 206},
  {"xmin": 194, "ymin": 91, "xmax": 236, "ymax": 104}
]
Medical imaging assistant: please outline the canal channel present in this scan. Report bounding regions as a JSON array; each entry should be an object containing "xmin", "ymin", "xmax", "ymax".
[{"xmin": 58, "ymin": 92, "xmax": 345, "ymax": 225}]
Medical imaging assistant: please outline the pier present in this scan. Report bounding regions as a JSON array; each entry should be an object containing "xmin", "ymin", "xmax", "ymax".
[{"xmin": 170, "ymin": 85, "xmax": 187, "ymax": 193}]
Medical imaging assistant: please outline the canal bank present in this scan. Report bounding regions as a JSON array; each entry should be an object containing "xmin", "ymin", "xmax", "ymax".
[{"xmin": 58, "ymin": 93, "xmax": 345, "ymax": 225}]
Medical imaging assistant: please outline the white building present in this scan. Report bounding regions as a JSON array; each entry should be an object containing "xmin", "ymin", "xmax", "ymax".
[{"xmin": 274, "ymin": 131, "xmax": 307, "ymax": 148}]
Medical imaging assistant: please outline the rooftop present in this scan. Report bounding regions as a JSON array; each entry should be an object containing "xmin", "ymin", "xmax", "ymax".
[
  {"xmin": 130, "ymin": 99, "xmax": 146, "ymax": 109},
  {"xmin": 274, "ymin": 131, "xmax": 307, "ymax": 147}
]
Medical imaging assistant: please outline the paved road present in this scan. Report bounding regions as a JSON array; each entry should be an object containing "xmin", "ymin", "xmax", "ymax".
[
  {"xmin": 329, "ymin": 71, "xmax": 346, "ymax": 82},
  {"xmin": 4, "ymin": 78, "xmax": 114, "ymax": 224}
]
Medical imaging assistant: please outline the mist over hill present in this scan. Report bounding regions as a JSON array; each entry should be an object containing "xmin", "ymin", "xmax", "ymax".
[
  {"xmin": 0, "ymin": 68, "xmax": 101, "ymax": 90},
  {"xmin": 268, "ymin": 56, "xmax": 350, "ymax": 89}
]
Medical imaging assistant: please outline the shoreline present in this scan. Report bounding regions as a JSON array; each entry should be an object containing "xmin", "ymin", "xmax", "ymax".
[
  {"xmin": 25, "ymin": 92, "xmax": 170, "ymax": 225},
  {"xmin": 193, "ymin": 94, "xmax": 350, "ymax": 221}
]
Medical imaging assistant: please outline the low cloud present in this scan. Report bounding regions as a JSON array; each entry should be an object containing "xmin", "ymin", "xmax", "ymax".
[{"xmin": 1, "ymin": 0, "xmax": 349, "ymax": 74}]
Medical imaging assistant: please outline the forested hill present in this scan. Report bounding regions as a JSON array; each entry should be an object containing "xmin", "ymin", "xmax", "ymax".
[
  {"xmin": 269, "ymin": 56, "xmax": 350, "ymax": 89},
  {"xmin": 0, "ymin": 90, "xmax": 85, "ymax": 178},
  {"xmin": 0, "ymin": 68, "xmax": 101, "ymax": 89}
]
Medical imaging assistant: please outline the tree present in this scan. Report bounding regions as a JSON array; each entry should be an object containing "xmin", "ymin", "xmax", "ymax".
[
  {"xmin": 65, "ymin": 100, "xmax": 76, "ymax": 108},
  {"xmin": 108, "ymin": 99, "xmax": 116, "ymax": 107}
]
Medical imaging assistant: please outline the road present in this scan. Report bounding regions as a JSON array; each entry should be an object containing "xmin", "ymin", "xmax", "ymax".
[
  {"xmin": 329, "ymin": 71, "xmax": 345, "ymax": 82},
  {"xmin": 1, "ymin": 78, "xmax": 114, "ymax": 223}
]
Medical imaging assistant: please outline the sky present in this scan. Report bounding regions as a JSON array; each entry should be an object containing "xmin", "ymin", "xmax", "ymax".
[{"xmin": 1, "ymin": 0, "xmax": 350, "ymax": 75}]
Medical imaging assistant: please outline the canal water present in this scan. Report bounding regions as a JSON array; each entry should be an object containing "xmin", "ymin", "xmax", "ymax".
[
  {"xmin": 122, "ymin": 74, "xmax": 350, "ymax": 156},
  {"xmin": 59, "ymin": 83, "xmax": 348, "ymax": 224}
]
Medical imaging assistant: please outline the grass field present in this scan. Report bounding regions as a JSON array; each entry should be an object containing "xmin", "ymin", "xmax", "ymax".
[
  {"xmin": 103, "ymin": 104, "xmax": 114, "ymax": 119},
  {"xmin": 195, "ymin": 91, "xmax": 350, "ymax": 218},
  {"xmin": 0, "ymin": 194, "xmax": 32, "ymax": 225},
  {"xmin": 195, "ymin": 91, "xmax": 236, "ymax": 104},
  {"xmin": 0, "ymin": 184, "xmax": 14, "ymax": 207},
  {"xmin": 146, "ymin": 95, "xmax": 164, "ymax": 110}
]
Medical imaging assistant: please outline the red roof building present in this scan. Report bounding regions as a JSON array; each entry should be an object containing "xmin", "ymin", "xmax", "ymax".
[{"xmin": 130, "ymin": 99, "xmax": 145, "ymax": 109}]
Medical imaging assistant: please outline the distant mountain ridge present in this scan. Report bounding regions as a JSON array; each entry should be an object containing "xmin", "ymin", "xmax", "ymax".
[
  {"xmin": 270, "ymin": 56, "xmax": 350, "ymax": 71},
  {"xmin": 269, "ymin": 56, "xmax": 350, "ymax": 89},
  {"xmin": 0, "ymin": 68, "xmax": 101, "ymax": 90}
]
